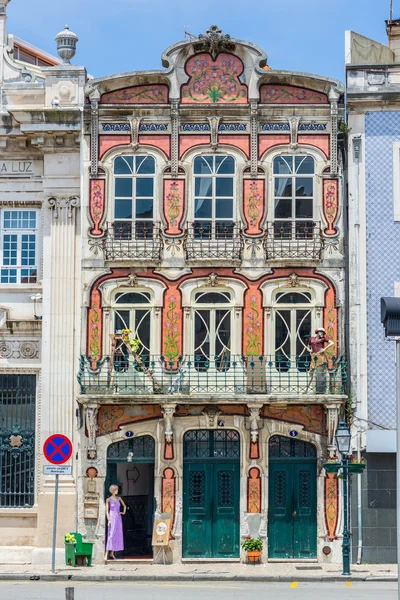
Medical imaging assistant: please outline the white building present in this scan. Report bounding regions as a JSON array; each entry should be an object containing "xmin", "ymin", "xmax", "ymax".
[{"xmin": 0, "ymin": 0, "xmax": 86, "ymax": 564}]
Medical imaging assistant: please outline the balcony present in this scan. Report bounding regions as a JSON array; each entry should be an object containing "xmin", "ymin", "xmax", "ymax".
[
  {"xmin": 264, "ymin": 221, "xmax": 323, "ymax": 260},
  {"xmin": 78, "ymin": 354, "xmax": 346, "ymax": 397},
  {"xmin": 184, "ymin": 222, "xmax": 243, "ymax": 261},
  {"xmin": 104, "ymin": 221, "xmax": 162, "ymax": 261}
]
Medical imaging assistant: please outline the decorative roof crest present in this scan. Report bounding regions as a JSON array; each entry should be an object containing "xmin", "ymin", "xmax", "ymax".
[{"xmin": 194, "ymin": 25, "xmax": 236, "ymax": 60}]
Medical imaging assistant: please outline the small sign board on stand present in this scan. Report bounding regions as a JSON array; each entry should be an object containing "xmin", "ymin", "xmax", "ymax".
[{"xmin": 152, "ymin": 514, "xmax": 172, "ymax": 565}]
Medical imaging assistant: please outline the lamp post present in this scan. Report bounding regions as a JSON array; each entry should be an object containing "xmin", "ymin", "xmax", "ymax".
[{"xmin": 335, "ymin": 421, "xmax": 352, "ymax": 576}]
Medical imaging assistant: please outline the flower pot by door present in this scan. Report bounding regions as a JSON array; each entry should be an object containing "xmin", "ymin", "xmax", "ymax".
[{"xmin": 247, "ymin": 550, "xmax": 261, "ymax": 563}]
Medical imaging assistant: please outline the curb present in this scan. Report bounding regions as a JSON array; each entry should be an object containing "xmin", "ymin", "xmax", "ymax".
[{"xmin": 0, "ymin": 573, "xmax": 397, "ymax": 583}]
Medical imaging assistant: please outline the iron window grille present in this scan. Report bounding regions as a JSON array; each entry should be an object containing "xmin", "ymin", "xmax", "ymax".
[{"xmin": 0, "ymin": 374, "xmax": 36, "ymax": 507}]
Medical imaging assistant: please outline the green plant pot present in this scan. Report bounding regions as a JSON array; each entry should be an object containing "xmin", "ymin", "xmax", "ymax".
[
  {"xmin": 348, "ymin": 463, "xmax": 366, "ymax": 474},
  {"xmin": 323, "ymin": 462, "xmax": 341, "ymax": 473}
]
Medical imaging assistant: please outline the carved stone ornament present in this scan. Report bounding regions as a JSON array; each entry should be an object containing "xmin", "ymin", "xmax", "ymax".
[
  {"xmin": 47, "ymin": 196, "xmax": 80, "ymax": 219},
  {"xmin": 86, "ymin": 406, "xmax": 99, "ymax": 460},
  {"xmin": 287, "ymin": 272, "xmax": 299, "ymax": 287},
  {"xmin": 207, "ymin": 272, "xmax": 219, "ymax": 287},
  {"xmin": 195, "ymin": 25, "xmax": 236, "ymax": 60},
  {"xmin": 162, "ymin": 404, "xmax": 176, "ymax": 443},
  {"xmin": 247, "ymin": 404, "xmax": 262, "ymax": 443},
  {"xmin": 202, "ymin": 406, "xmax": 221, "ymax": 428}
]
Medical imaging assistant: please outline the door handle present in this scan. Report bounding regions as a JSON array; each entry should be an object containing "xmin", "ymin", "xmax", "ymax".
[
  {"xmin": 292, "ymin": 511, "xmax": 297, "ymax": 516},
  {"xmin": 192, "ymin": 520, "xmax": 202, "ymax": 524}
]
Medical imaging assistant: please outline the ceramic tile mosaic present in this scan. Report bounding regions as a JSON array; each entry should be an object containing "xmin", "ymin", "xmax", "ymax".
[{"xmin": 365, "ymin": 111, "xmax": 400, "ymax": 429}]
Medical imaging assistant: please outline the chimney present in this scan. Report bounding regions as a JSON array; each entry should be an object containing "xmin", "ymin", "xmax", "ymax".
[{"xmin": 386, "ymin": 19, "xmax": 400, "ymax": 61}]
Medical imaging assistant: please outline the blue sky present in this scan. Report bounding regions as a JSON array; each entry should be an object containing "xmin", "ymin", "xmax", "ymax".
[{"xmin": 7, "ymin": 0, "xmax": 394, "ymax": 82}]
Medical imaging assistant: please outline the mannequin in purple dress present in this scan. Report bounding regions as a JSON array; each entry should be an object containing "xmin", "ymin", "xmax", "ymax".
[{"xmin": 104, "ymin": 484, "xmax": 126, "ymax": 561}]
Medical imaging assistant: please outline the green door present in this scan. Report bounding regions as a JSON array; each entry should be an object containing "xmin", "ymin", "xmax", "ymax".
[
  {"xmin": 268, "ymin": 435, "xmax": 317, "ymax": 559},
  {"xmin": 182, "ymin": 430, "xmax": 240, "ymax": 559}
]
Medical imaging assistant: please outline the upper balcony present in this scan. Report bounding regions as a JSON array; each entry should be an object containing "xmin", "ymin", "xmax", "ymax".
[
  {"xmin": 104, "ymin": 221, "xmax": 162, "ymax": 262},
  {"xmin": 264, "ymin": 221, "xmax": 323, "ymax": 261},
  {"xmin": 77, "ymin": 354, "xmax": 346, "ymax": 398},
  {"xmin": 184, "ymin": 222, "xmax": 243, "ymax": 262}
]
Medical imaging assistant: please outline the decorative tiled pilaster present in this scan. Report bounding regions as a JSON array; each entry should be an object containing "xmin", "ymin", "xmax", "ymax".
[
  {"xmin": 247, "ymin": 467, "xmax": 261, "ymax": 513},
  {"xmin": 325, "ymin": 473, "xmax": 339, "ymax": 541},
  {"xmin": 323, "ymin": 179, "xmax": 339, "ymax": 236},
  {"xmin": 162, "ymin": 467, "xmax": 176, "ymax": 524},
  {"xmin": 243, "ymin": 179, "xmax": 264, "ymax": 234},
  {"xmin": 163, "ymin": 179, "xmax": 185, "ymax": 235},
  {"xmin": 89, "ymin": 179, "xmax": 106, "ymax": 236}
]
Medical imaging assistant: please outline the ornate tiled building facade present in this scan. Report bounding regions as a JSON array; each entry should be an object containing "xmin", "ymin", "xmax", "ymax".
[{"xmin": 78, "ymin": 26, "xmax": 347, "ymax": 564}]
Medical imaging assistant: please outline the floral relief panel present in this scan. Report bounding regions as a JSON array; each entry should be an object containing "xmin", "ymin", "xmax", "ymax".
[
  {"xmin": 243, "ymin": 285, "xmax": 263, "ymax": 357},
  {"xmin": 100, "ymin": 84, "xmax": 169, "ymax": 104},
  {"xmin": 260, "ymin": 85, "xmax": 328, "ymax": 104},
  {"xmin": 97, "ymin": 405, "xmax": 162, "ymax": 436},
  {"xmin": 324, "ymin": 288, "xmax": 338, "ymax": 365},
  {"xmin": 162, "ymin": 467, "xmax": 176, "ymax": 525},
  {"xmin": 263, "ymin": 405, "xmax": 325, "ymax": 435},
  {"xmin": 243, "ymin": 179, "xmax": 264, "ymax": 234},
  {"xmin": 181, "ymin": 53, "xmax": 248, "ymax": 104},
  {"xmin": 89, "ymin": 179, "xmax": 105, "ymax": 236},
  {"xmin": 325, "ymin": 472, "xmax": 339, "ymax": 541},
  {"xmin": 163, "ymin": 179, "xmax": 185, "ymax": 235},
  {"xmin": 87, "ymin": 288, "xmax": 102, "ymax": 364},
  {"xmin": 162, "ymin": 287, "xmax": 183, "ymax": 362},
  {"xmin": 247, "ymin": 467, "xmax": 261, "ymax": 513},
  {"xmin": 323, "ymin": 179, "xmax": 339, "ymax": 236}
]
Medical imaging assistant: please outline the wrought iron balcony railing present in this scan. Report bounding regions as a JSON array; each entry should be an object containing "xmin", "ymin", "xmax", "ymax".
[
  {"xmin": 264, "ymin": 221, "xmax": 323, "ymax": 260},
  {"xmin": 78, "ymin": 354, "xmax": 346, "ymax": 397},
  {"xmin": 184, "ymin": 222, "xmax": 243, "ymax": 261},
  {"xmin": 104, "ymin": 221, "xmax": 162, "ymax": 261}
]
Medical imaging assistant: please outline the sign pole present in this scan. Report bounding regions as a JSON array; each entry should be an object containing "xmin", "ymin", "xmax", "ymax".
[{"xmin": 51, "ymin": 473, "xmax": 59, "ymax": 573}]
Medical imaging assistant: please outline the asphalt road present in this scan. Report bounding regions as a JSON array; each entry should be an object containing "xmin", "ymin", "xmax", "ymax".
[{"xmin": 0, "ymin": 581, "xmax": 397, "ymax": 600}]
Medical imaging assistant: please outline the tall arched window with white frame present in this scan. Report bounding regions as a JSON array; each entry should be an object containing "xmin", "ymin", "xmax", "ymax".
[
  {"xmin": 273, "ymin": 290, "xmax": 313, "ymax": 371},
  {"xmin": 193, "ymin": 155, "xmax": 235, "ymax": 240},
  {"xmin": 113, "ymin": 155, "xmax": 156, "ymax": 240},
  {"xmin": 112, "ymin": 290, "xmax": 153, "ymax": 369},
  {"xmin": 273, "ymin": 155, "xmax": 315, "ymax": 240},
  {"xmin": 192, "ymin": 290, "xmax": 232, "ymax": 372}
]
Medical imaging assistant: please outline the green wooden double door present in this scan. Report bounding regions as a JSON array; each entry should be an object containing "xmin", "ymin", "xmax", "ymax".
[
  {"xmin": 183, "ymin": 462, "xmax": 240, "ymax": 558},
  {"xmin": 268, "ymin": 461, "xmax": 317, "ymax": 559}
]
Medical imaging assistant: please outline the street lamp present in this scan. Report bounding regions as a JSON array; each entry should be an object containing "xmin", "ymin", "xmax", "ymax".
[{"xmin": 335, "ymin": 421, "xmax": 352, "ymax": 577}]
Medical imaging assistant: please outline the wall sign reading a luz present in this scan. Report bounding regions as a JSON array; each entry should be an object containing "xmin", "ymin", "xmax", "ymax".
[{"xmin": 0, "ymin": 160, "xmax": 42, "ymax": 176}]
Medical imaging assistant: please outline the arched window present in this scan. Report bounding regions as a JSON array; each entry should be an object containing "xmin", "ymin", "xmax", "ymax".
[
  {"xmin": 193, "ymin": 290, "xmax": 232, "ymax": 371},
  {"xmin": 193, "ymin": 155, "xmax": 235, "ymax": 239},
  {"xmin": 113, "ymin": 155, "xmax": 155, "ymax": 239},
  {"xmin": 273, "ymin": 155, "xmax": 315, "ymax": 239},
  {"xmin": 273, "ymin": 290, "xmax": 313, "ymax": 371},
  {"xmin": 113, "ymin": 291, "xmax": 153, "ymax": 365}
]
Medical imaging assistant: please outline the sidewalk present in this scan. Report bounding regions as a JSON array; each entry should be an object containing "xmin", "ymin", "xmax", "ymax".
[{"xmin": 0, "ymin": 561, "xmax": 397, "ymax": 582}]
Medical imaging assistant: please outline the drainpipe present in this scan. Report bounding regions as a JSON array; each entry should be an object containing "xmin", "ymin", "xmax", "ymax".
[{"xmin": 353, "ymin": 135, "xmax": 363, "ymax": 564}]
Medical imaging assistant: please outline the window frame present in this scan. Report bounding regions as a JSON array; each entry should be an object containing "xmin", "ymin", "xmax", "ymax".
[
  {"xmin": 272, "ymin": 154, "xmax": 315, "ymax": 234},
  {"xmin": 272, "ymin": 289, "xmax": 315, "ymax": 361},
  {"xmin": 112, "ymin": 155, "xmax": 156, "ymax": 234},
  {"xmin": 0, "ymin": 209, "xmax": 39, "ymax": 285},
  {"xmin": 112, "ymin": 289, "xmax": 155, "ymax": 357},
  {"xmin": 192, "ymin": 154, "xmax": 236, "ymax": 231}
]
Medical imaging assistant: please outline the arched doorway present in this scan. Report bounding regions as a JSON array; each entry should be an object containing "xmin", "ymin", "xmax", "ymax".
[
  {"xmin": 182, "ymin": 429, "xmax": 240, "ymax": 559},
  {"xmin": 268, "ymin": 435, "xmax": 317, "ymax": 559},
  {"xmin": 106, "ymin": 435, "xmax": 155, "ymax": 558}
]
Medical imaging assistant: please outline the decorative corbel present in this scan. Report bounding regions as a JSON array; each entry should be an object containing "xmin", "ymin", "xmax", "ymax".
[
  {"xmin": 161, "ymin": 404, "xmax": 176, "ymax": 443},
  {"xmin": 208, "ymin": 116, "xmax": 220, "ymax": 151},
  {"xmin": 86, "ymin": 405, "xmax": 99, "ymax": 460},
  {"xmin": 325, "ymin": 402, "xmax": 341, "ymax": 451},
  {"xmin": 248, "ymin": 404, "xmax": 262, "ymax": 443},
  {"xmin": 128, "ymin": 116, "xmax": 141, "ymax": 151},
  {"xmin": 289, "ymin": 117, "xmax": 299, "ymax": 150}
]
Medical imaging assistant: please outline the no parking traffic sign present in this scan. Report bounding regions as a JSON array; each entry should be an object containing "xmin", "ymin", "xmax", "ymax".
[{"xmin": 43, "ymin": 434, "xmax": 73, "ymax": 465}]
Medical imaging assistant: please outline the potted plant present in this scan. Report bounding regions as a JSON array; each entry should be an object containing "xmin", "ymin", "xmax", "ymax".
[
  {"xmin": 348, "ymin": 455, "xmax": 366, "ymax": 474},
  {"xmin": 323, "ymin": 454, "xmax": 341, "ymax": 473},
  {"xmin": 241, "ymin": 536, "xmax": 263, "ymax": 562}
]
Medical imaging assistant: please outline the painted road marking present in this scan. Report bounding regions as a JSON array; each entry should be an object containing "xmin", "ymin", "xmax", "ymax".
[
  {"xmin": 290, "ymin": 582, "xmax": 299, "ymax": 588},
  {"xmin": 345, "ymin": 582, "xmax": 352, "ymax": 588}
]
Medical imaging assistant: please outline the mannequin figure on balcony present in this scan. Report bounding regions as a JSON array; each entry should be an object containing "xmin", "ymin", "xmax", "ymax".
[{"xmin": 304, "ymin": 327, "xmax": 334, "ymax": 394}]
